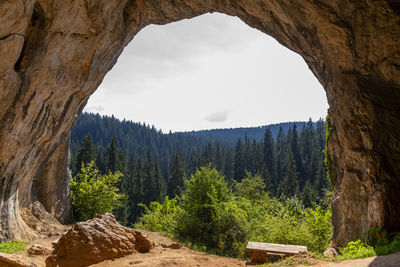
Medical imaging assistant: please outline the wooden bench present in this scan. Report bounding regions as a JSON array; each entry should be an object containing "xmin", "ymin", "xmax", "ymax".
[{"xmin": 246, "ymin": 241, "xmax": 308, "ymax": 263}]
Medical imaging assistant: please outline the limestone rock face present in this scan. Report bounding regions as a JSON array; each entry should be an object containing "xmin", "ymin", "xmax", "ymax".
[
  {"xmin": 0, "ymin": 0, "xmax": 399, "ymax": 247},
  {"xmin": 45, "ymin": 213, "xmax": 153, "ymax": 267}
]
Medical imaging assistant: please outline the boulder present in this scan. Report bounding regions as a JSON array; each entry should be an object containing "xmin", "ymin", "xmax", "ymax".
[
  {"xmin": 28, "ymin": 244, "xmax": 52, "ymax": 256},
  {"xmin": 0, "ymin": 252, "xmax": 36, "ymax": 267},
  {"xmin": 45, "ymin": 214, "xmax": 153, "ymax": 267},
  {"xmin": 323, "ymin": 247, "xmax": 339, "ymax": 258}
]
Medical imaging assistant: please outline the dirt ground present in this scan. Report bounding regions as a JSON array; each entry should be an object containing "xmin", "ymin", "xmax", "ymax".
[{"xmin": 10, "ymin": 229, "xmax": 400, "ymax": 267}]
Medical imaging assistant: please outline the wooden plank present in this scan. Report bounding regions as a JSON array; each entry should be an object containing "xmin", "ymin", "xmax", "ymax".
[{"xmin": 246, "ymin": 241, "xmax": 307, "ymax": 255}]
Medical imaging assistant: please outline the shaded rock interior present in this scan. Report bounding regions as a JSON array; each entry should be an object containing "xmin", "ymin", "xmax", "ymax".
[{"xmin": 0, "ymin": 0, "xmax": 399, "ymax": 247}]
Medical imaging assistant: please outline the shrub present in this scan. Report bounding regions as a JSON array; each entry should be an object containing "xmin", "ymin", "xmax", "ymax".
[
  {"xmin": 0, "ymin": 241, "xmax": 26, "ymax": 253},
  {"xmin": 176, "ymin": 166, "xmax": 247, "ymax": 255},
  {"xmin": 339, "ymin": 240, "xmax": 376, "ymax": 259},
  {"xmin": 134, "ymin": 196, "xmax": 182, "ymax": 234},
  {"xmin": 70, "ymin": 161, "xmax": 126, "ymax": 221},
  {"xmin": 374, "ymin": 233, "xmax": 400, "ymax": 256},
  {"xmin": 136, "ymin": 168, "xmax": 333, "ymax": 257},
  {"xmin": 304, "ymin": 204, "xmax": 332, "ymax": 252},
  {"xmin": 234, "ymin": 172, "xmax": 265, "ymax": 201}
]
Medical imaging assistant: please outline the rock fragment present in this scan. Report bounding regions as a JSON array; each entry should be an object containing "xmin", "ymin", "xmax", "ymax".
[{"xmin": 45, "ymin": 213, "xmax": 153, "ymax": 267}]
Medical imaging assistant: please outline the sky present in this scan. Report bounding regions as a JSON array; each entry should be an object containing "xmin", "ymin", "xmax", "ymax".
[{"xmin": 85, "ymin": 13, "xmax": 328, "ymax": 133}]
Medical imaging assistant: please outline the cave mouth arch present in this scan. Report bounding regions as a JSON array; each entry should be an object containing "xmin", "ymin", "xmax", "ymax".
[{"xmin": 0, "ymin": 1, "xmax": 399, "ymax": 248}]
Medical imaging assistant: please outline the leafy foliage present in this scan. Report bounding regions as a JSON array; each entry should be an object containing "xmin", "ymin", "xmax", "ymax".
[
  {"xmin": 0, "ymin": 241, "xmax": 26, "ymax": 253},
  {"xmin": 176, "ymin": 166, "xmax": 247, "ymax": 256},
  {"xmin": 134, "ymin": 196, "xmax": 182, "ymax": 234},
  {"xmin": 374, "ymin": 233, "xmax": 400, "ymax": 256},
  {"xmin": 136, "ymin": 168, "xmax": 332, "ymax": 257},
  {"xmin": 70, "ymin": 162, "xmax": 126, "ymax": 221},
  {"xmin": 234, "ymin": 172, "xmax": 265, "ymax": 201},
  {"xmin": 338, "ymin": 240, "xmax": 376, "ymax": 259}
]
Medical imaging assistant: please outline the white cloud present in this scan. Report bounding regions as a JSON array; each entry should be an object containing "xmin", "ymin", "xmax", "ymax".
[
  {"xmin": 85, "ymin": 105, "xmax": 104, "ymax": 113},
  {"xmin": 204, "ymin": 110, "xmax": 230, "ymax": 123}
]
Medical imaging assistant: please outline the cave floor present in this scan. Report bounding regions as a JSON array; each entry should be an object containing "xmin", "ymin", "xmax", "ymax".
[{"xmin": 8, "ymin": 229, "xmax": 400, "ymax": 266}]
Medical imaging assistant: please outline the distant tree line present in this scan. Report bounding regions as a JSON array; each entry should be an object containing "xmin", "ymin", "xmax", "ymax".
[{"xmin": 70, "ymin": 113, "xmax": 330, "ymax": 224}]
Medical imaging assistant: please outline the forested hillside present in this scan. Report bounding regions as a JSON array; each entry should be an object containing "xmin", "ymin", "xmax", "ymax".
[
  {"xmin": 70, "ymin": 112, "xmax": 330, "ymax": 224},
  {"xmin": 180, "ymin": 121, "xmax": 311, "ymax": 144}
]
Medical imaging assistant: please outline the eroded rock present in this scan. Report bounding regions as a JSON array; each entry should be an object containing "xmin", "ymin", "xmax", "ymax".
[
  {"xmin": 45, "ymin": 214, "xmax": 153, "ymax": 267},
  {"xmin": 28, "ymin": 244, "xmax": 52, "ymax": 256},
  {"xmin": 0, "ymin": 252, "xmax": 37, "ymax": 267}
]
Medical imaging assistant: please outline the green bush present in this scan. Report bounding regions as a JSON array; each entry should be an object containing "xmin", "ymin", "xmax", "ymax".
[
  {"xmin": 304, "ymin": 204, "xmax": 332, "ymax": 252},
  {"xmin": 0, "ymin": 241, "xmax": 26, "ymax": 253},
  {"xmin": 374, "ymin": 233, "xmax": 400, "ymax": 256},
  {"xmin": 234, "ymin": 172, "xmax": 265, "ymax": 201},
  {"xmin": 339, "ymin": 240, "xmax": 376, "ymax": 259},
  {"xmin": 176, "ymin": 166, "xmax": 247, "ymax": 255},
  {"xmin": 134, "ymin": 196, "xmax": 182, "ymax": 234},
  {"xmin": 70, "ymin": 161, "xmax": 126, "ymax": 221},
  {"xmin": 136, "ymin": 168, "xmax": 332, "ymax": 257}
]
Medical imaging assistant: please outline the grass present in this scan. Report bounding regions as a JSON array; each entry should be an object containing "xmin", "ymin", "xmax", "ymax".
[{"xmin": 0, "ymin": 241, "xmax": 27, "ymax": 253}]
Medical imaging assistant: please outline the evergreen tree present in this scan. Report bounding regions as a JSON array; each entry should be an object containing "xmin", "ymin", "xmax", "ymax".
[
  {"xmin": 95, "ymin": 146, "xmax": 107, "ymax": 174},
  {"xmin": 129, "ymin": 158, "xmax": 144, "ymax": 222},
  {"xmin": 153, "ymin": 160, "xmax": 166, "ymax": 202},
  {"xmin": 214, "ymin": 142, "xmax": 223, "ymax": 171},
  {"xmin": 167, "ymin": 151, "xmax": 186, "ymax": 198},
  {"xmin": 275, "ymin": 126, "xmax": 286, "ymax": 189},
  {"xmin": 301, "ymin": 179, "xmax": 318, "ymax": 208},
  {"xmin": 75, "ymin": 134, "xmax": 96, "ymax": 174},
  {"xmin": 262, "ymin": 128, "xmax": 276, "ymax": 190},
  {"xmin": 223, "ymin": 149, "xmax": 234, "ymax": 182},
  {"xmin": 279, "ymin": 150, "xmax": 299, "ymax": 197},
  {"xmin": 289, "ymin": 124, "xmax": 305, "ymax": 188},
  {"xmin": 107, "ymin": 134, "xmax": 122, "ymax": 172},
  {"xmin": 234, "ymin": 139, "xmax": 246, "ymax": 182}
]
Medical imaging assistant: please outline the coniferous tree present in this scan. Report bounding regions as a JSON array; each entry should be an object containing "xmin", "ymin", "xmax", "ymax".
[
  {"xmin": 301, "ymin": 179, "xmax": 318, "ymax": 208},
  {"xmin": 234, "ymin": 139, "xmax": 246, "ymax": 182},
  {"xmin": 243, "ymin": 134, "xmax": 251, "ymax": 171},
  {"xmin": 153, "ymin": 160, "xmax": 166, "ymax": 202},
  {"xmin": 214, "ymin": 142, "xmax": 223, "ymax": 171},
  {"xmin": 223, "ymin": 149, "xmax": 234, "ymax": 182},
  {"xmin": 95, "ymin": 146, "xmax": 107, "ymax": 174},
  {"xmin": 275, "ymin": 126, "xmax": 286, "ymax": 187},
  {"xmin": 107, "ymin": 134, "xmax": 122, "ymax": 172},
  {"xmin": 279, "ymin": 150, "xmax": 299, "ymax": 197},
  {"xmin": 167, "ymin": 151, "xmax": 186, "ymax": 198},
  {"xmin": 262, "ymin": 128, "xmax": 276, "ymax": 190},
  {"xmin": 75, "ymin": 134, "xmax": 96, "ymax": 174},
  {"xmin": 286, "ymin": 124, "xmax": 305, "ymax": 192},
  {"xmin": 129, "ymin": 158, "xmax": 144, "ymax": 222}
]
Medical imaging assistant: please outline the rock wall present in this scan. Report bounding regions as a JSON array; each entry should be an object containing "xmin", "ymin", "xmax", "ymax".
[{"xmin": 0, "ymin": 0, "xmax": 399, "ymax": 246}]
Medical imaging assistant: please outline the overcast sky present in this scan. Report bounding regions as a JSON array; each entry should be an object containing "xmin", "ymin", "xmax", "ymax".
[{"xmin": 85, "ymin": 13, "xmax": 328, "ymax": 133}]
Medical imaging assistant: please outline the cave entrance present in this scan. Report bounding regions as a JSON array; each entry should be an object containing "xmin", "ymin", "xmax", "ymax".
[
  {"xmin": 1, "ymin": 1, "xmax": 399, "ymax": 249},
  {"xmin": 71, "ymin": 12, "xmax": 330, "ymax": 233}
]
